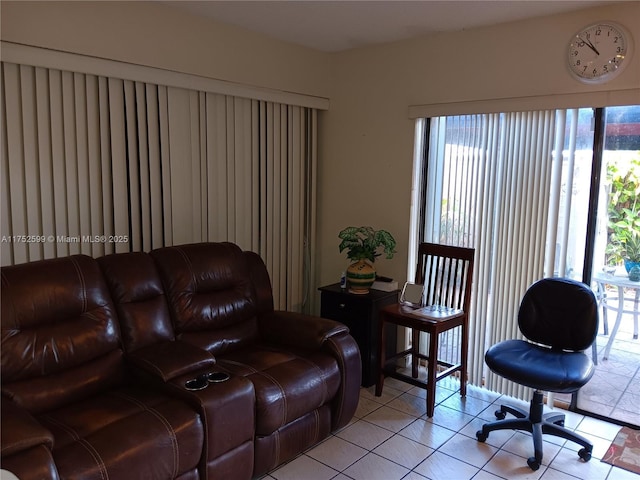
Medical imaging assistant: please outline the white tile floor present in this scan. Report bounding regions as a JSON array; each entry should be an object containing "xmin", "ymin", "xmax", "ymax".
[{"xmin": 263, "ymin": 379, "xmax": 640, "ymax": 480}]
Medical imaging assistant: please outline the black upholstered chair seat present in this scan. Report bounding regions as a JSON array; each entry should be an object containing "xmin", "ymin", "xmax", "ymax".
[
  {"xmin": 485, "ymin": 339, "xmax": 595, "ymax": 393},
  {"xmin": 476, "ymin": 278, "xmax": 598, "ymax": 471}
]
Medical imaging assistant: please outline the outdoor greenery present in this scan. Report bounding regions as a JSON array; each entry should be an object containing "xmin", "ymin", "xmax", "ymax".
[
  {"xmin": 338, "ymin": 226, "xmax": 397, "ymax": 263},
  {"xmin": 606, "ymin": 155, "xmax": 640, "ymax": 264}
]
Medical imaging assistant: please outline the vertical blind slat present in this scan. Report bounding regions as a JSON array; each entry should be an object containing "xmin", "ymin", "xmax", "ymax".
[
  {"xmin": 62, "ymin": 72, "xmax": 79, "ymax": 255},
  {"xmin": 35, "ymin": 67, "xmax": 55, "ymax": 259},
  {"xmin": 146, "ymin": 84, "xmax": 163, "ymax": 250},
  {"xmin": 22, "ymin": 65, "xmax": 42, "ymax": 261},
  {"xmin": 158, "ymin": 85, "xmax": 172, "ymax": 247},
  {"xmin": 108, "ymin": 78, "xmax": 130, "ymax": 253},
  {"xmin": 1, "ymin": 63, "xmax": 16, "ymax": 265},
  {"xmin": 85, "ymin": 74, "xmax": 104, "ymax": 257},
  {"xmin": 421, "ymin": 108, "xmax": 576, "ymax": 399},
  {"xmin": 6, "ymin": 63, "xmax": 30, "ymax": 264},
  {"xmin": 135, "ymin": 81, "xmax": 151, "ymax": 252},
  {"xmin": 2, "ymin": 60, "xmax": 317, "ymax": 313},
  {"xmin": 74, "ymin": 72, "xmax": 91, "ymax": 256}
]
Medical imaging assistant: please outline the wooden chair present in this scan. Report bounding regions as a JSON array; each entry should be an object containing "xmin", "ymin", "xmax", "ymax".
[{"xmin": 375, "ymin": 242, "xmax": 475, "ymax": 417}]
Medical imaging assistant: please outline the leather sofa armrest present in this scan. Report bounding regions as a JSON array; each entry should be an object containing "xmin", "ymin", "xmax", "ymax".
[
  {"xmin": 128, "ymin": 340, "xmax": 216, "ymax": 382},
  {"xmin": 258, "ymin": 311, "xmax": 349, "ymax": 349},
  {"xmin": 1, "ymin": 399, "xmax": 54, "ymax": 457}
]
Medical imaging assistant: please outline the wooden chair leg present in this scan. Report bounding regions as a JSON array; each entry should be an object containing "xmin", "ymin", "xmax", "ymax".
[
  {"xmin": 412, "ymin": 328, "xmax": 419, "ymax": 378},
  {"xmin": 426, "ymin": 331, "xmax": 438, "ymax": 417},
  {"xmin": 460, "ymin": 325, "xmax": 468, "ymax": 397}
]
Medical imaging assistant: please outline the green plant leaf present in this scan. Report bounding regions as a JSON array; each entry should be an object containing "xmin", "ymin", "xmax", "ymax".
[{"xmin": 337, "ymin": 226, "xmax": 397, "ymax": 262}]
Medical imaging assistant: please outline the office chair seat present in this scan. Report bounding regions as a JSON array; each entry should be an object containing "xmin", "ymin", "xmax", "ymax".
[
  {"xmin": 476, "ymin": 277, "xmax": 598, "ymax": 471},
  {"xmin": 485, "ymin": 339, "xmax": 595, "ymax": 393}
]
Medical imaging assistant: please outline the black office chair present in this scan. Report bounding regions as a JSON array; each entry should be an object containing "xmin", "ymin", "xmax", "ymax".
[{"xmin": 476, "ymin": 277, "xmax": 598, "ymax": 471}]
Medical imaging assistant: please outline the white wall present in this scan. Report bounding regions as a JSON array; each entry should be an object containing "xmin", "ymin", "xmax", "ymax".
[
  {"xmin": 318, "ymin": 2, "xmax": 640, "ymax": 291},
  {"xmin": 2, "ymin": 0, "xmax": 639, "ymax": 305},
  {"xmin": 0, "ymin": 1, "xmax": 330, "ymax": 99}
]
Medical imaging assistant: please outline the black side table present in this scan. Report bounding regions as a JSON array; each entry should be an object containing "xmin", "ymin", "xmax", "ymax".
[{"xmin": 319, "ymin": 283, "xmax": 399, "ymax": 387}]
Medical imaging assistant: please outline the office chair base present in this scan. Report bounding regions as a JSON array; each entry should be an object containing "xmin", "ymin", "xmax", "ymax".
[{"xmin": 475, "ymin": 391, "xmax": 593, "ymax": 470}]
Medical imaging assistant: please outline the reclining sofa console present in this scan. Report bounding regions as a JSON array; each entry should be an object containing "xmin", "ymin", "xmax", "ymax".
[{"xmin": 1, "ymin": 242, "xmax": 361, "ymax": 479}]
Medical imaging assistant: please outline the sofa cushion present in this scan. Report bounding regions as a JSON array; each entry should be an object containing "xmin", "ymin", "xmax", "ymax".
[
  {"xmin": 1, "ymin": 255, "xmax": 124, "ymax": 413},
  {"xmin": 39, "ymin": 386, "xmax": 204, "ymax": 479},
  {"xmin": 217, "ymin": 345, "xmax": 341, "ymax": 436},
  {"xmin": 98, "ymin": 252, "xmax": 175, "ymax": 352},
  {"xmin": 151, "ymin": 243, "xmax": 260, "ymax": 354}
]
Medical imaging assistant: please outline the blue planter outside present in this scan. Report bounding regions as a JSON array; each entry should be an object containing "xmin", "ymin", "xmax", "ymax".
[{"xmin": 624, "ymin": 259, "xmax": 640, "ymax": 274}]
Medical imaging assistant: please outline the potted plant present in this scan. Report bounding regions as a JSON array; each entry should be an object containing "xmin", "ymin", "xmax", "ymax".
[
  {"xmin": 622, "ymin": 233, "xmax": 640, "ymax": 274},
  {"xmin": 338, "ymin": 226, "xmax": 396, "ymax": 294}
]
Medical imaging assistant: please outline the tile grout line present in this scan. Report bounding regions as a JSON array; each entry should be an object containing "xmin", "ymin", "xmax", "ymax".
[{"xmin": 269, "ymin": 383, "xmax": 634, "ymax": 480}]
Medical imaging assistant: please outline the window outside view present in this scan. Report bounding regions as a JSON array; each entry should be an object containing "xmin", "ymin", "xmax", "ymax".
[
  {"xmin": 421, "ymin": 105, "xmax": 640, "ymax": 427},
  {"xmin": 574, "ymin": 105, "xmax": 640, "ymax": 427}
]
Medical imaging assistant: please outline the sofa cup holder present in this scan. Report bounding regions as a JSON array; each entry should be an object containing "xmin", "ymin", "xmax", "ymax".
[{"xmin": 185, "ymin": 371, "xmax": 230, "ymax": 391}]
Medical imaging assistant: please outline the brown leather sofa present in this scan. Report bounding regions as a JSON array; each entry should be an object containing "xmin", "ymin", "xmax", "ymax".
[{"xmin": 1, "ymin": 242, "xmax": 361, "ymax": 479}]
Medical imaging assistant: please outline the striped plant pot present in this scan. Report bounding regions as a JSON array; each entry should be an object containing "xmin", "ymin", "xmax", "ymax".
[{"xmin": 346, "ymin": 260, "xmax": 376, "ymax": 294}]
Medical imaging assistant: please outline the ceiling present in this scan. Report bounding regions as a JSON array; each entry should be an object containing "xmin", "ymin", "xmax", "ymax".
[{"xmin": 160, "ymin": 0, "xmax": 616, "ymax": 52}]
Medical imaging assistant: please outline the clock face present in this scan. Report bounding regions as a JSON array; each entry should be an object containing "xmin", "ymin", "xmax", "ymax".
[{"xmin": 568, "ymin": 23, "xmax": 631, "ymax": 83}]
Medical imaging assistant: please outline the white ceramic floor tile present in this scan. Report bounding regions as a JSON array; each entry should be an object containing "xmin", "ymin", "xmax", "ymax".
[
  {"xmin": 402, "ymin": 472, "xmax": 429, "ymax": 480},
  {"xmin": 354, "ymin": 395, "xmax": 384, "ymax": 418},
  {"xmin": 413, "ymin": 450, "xmax": 479, "ymax": 480},
  {"xmin": 552, "ymin": 408, "xmax": 585, "ymax": 430},
  {"xmin": 386, "ymin": 392, "xmax": 428, "ymax": 418},
  {"xmin": 440, "ymin": 393, "xmax": 493, "ymax": 416},
  {"xmin": 372, "ymin": 434, "xmax": 433, "ymax": 470},
  {"xmin": 361, "ymin": 384, "xmax": 403, "ymax": 404},
  {"xmin": 398, "ymin": 418, "xmax": 456, "ymax": 449},
  {"xmin": 269, "ymin": 455, "xmax": 338, "ymax": 480},
  {"xmin": 538, "ymin": 467, "xmax": 583, "ymax": 480},
  {"xmin": 264, "ymin": 386, "xmax": 640, "ymax": 480},
  {"xmin": 363, "ymin": 405, "xmax": 416, "ymax": 433},
  {"xmin": 305, "ymin": 435, "xmax": 367, "ymax": 472},
  {"xmin": 483, "ymin": 449, "xmax": 546, "ymax": 480},
  {"xmin": 335, "ymin": 419, "xmax": 394, "ymax": 450},
  {"xmin": 548, "ymin": 447, "xmax": 611, "ymax": 480},
  {"xmin": 575, "ymin": 416, "xmax": 623, "ymax": 441},
  {"xmin": 561, "ymin": 430, "xmax": 615, "ymax": 460},
  {"xmin": 460, "ymin": 417, "xmax": 515, "ymax": 449},
  {"xmin": 426, "ymin": 404, "xmax": 475, "ymax": 431},
  {"xmin": 466, "ymin": 385, "xmax": 501, "ymax": 403},
  {"xmin": 383, "ymin": 376, "xmax": 416, "ymax": 392},
  {"xmin": 608, "ymin": 466, "xmax": 640, "ymax": 480},
  {"xmin": 342, "ymin": 452, "xmax": 409, "ymax": 480},
  {"xmin": 438, "ymin": 432, "xmax": 499, "ymax": 468},
  {"xmin": 472, "ymin": 470, "xmax": 510, "ymax": 480},
  {"xmin": 500, "ymin": 431, "xmax": 563, "ymax": 466}
]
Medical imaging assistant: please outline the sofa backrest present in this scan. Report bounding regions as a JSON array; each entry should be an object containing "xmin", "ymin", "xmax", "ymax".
[
  {"xmin": 151, "ymin": 242, "xmax": 262, "ymax": 355},
  {"xmin": 98, "ymin": 252, "xmax": 175, "ymax": 352},
  {"xmin": 1, "ymin": 255, "xmax": 125, "ymax": 414}
]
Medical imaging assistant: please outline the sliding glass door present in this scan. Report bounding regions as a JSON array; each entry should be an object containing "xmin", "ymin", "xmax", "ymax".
[
  {"xmin": 577, "ymin": 105, "xmax": 640, "ymax": 427},
  {"xmin": 414, "ymin": 105, "xmax": 640, "ymax": 426}
]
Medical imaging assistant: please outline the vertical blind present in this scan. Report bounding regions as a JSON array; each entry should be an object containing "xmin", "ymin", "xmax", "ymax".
[
  {"xmin": 1, "ymin": 61, "xmax": 317, "ymax": 312},
  {"xmin": 414, "ymin": 109, "xmax": 590, "ymax": 400}
]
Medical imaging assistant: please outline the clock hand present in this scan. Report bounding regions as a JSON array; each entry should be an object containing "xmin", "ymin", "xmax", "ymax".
[{"xmin": 580, "ymin": 34, "xmax": 600, "ymax": 55}]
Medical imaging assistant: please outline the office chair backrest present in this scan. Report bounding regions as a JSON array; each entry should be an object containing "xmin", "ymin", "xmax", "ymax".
[
  {"xmin": 415, "ymin": 242, "xmax": 475, "ymax": 311},
  {"xmin": 518, "ymin": 277, "xmax": 598, "ymax": 352}
]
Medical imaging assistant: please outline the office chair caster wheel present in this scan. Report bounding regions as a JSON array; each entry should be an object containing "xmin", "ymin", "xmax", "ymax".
[
  {"xmin": 495, "ymin": 410, "xmax": 506, "ymax": 420},
  {"xmin": 476, "ymin": 430, "xmax": 487, "ymax": 442},
  {"xmin": 578, "ymin": 448, "xmax": 592, "ymax": 462},
  {"xmin": 527, "ymin": 457, "xmax": 540, "ymax": 471}
]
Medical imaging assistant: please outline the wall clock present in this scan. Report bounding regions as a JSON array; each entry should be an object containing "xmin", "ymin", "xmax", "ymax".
[{"xmin": 567, "ymin": 22, "xmax": 633, "ymax": 84}]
